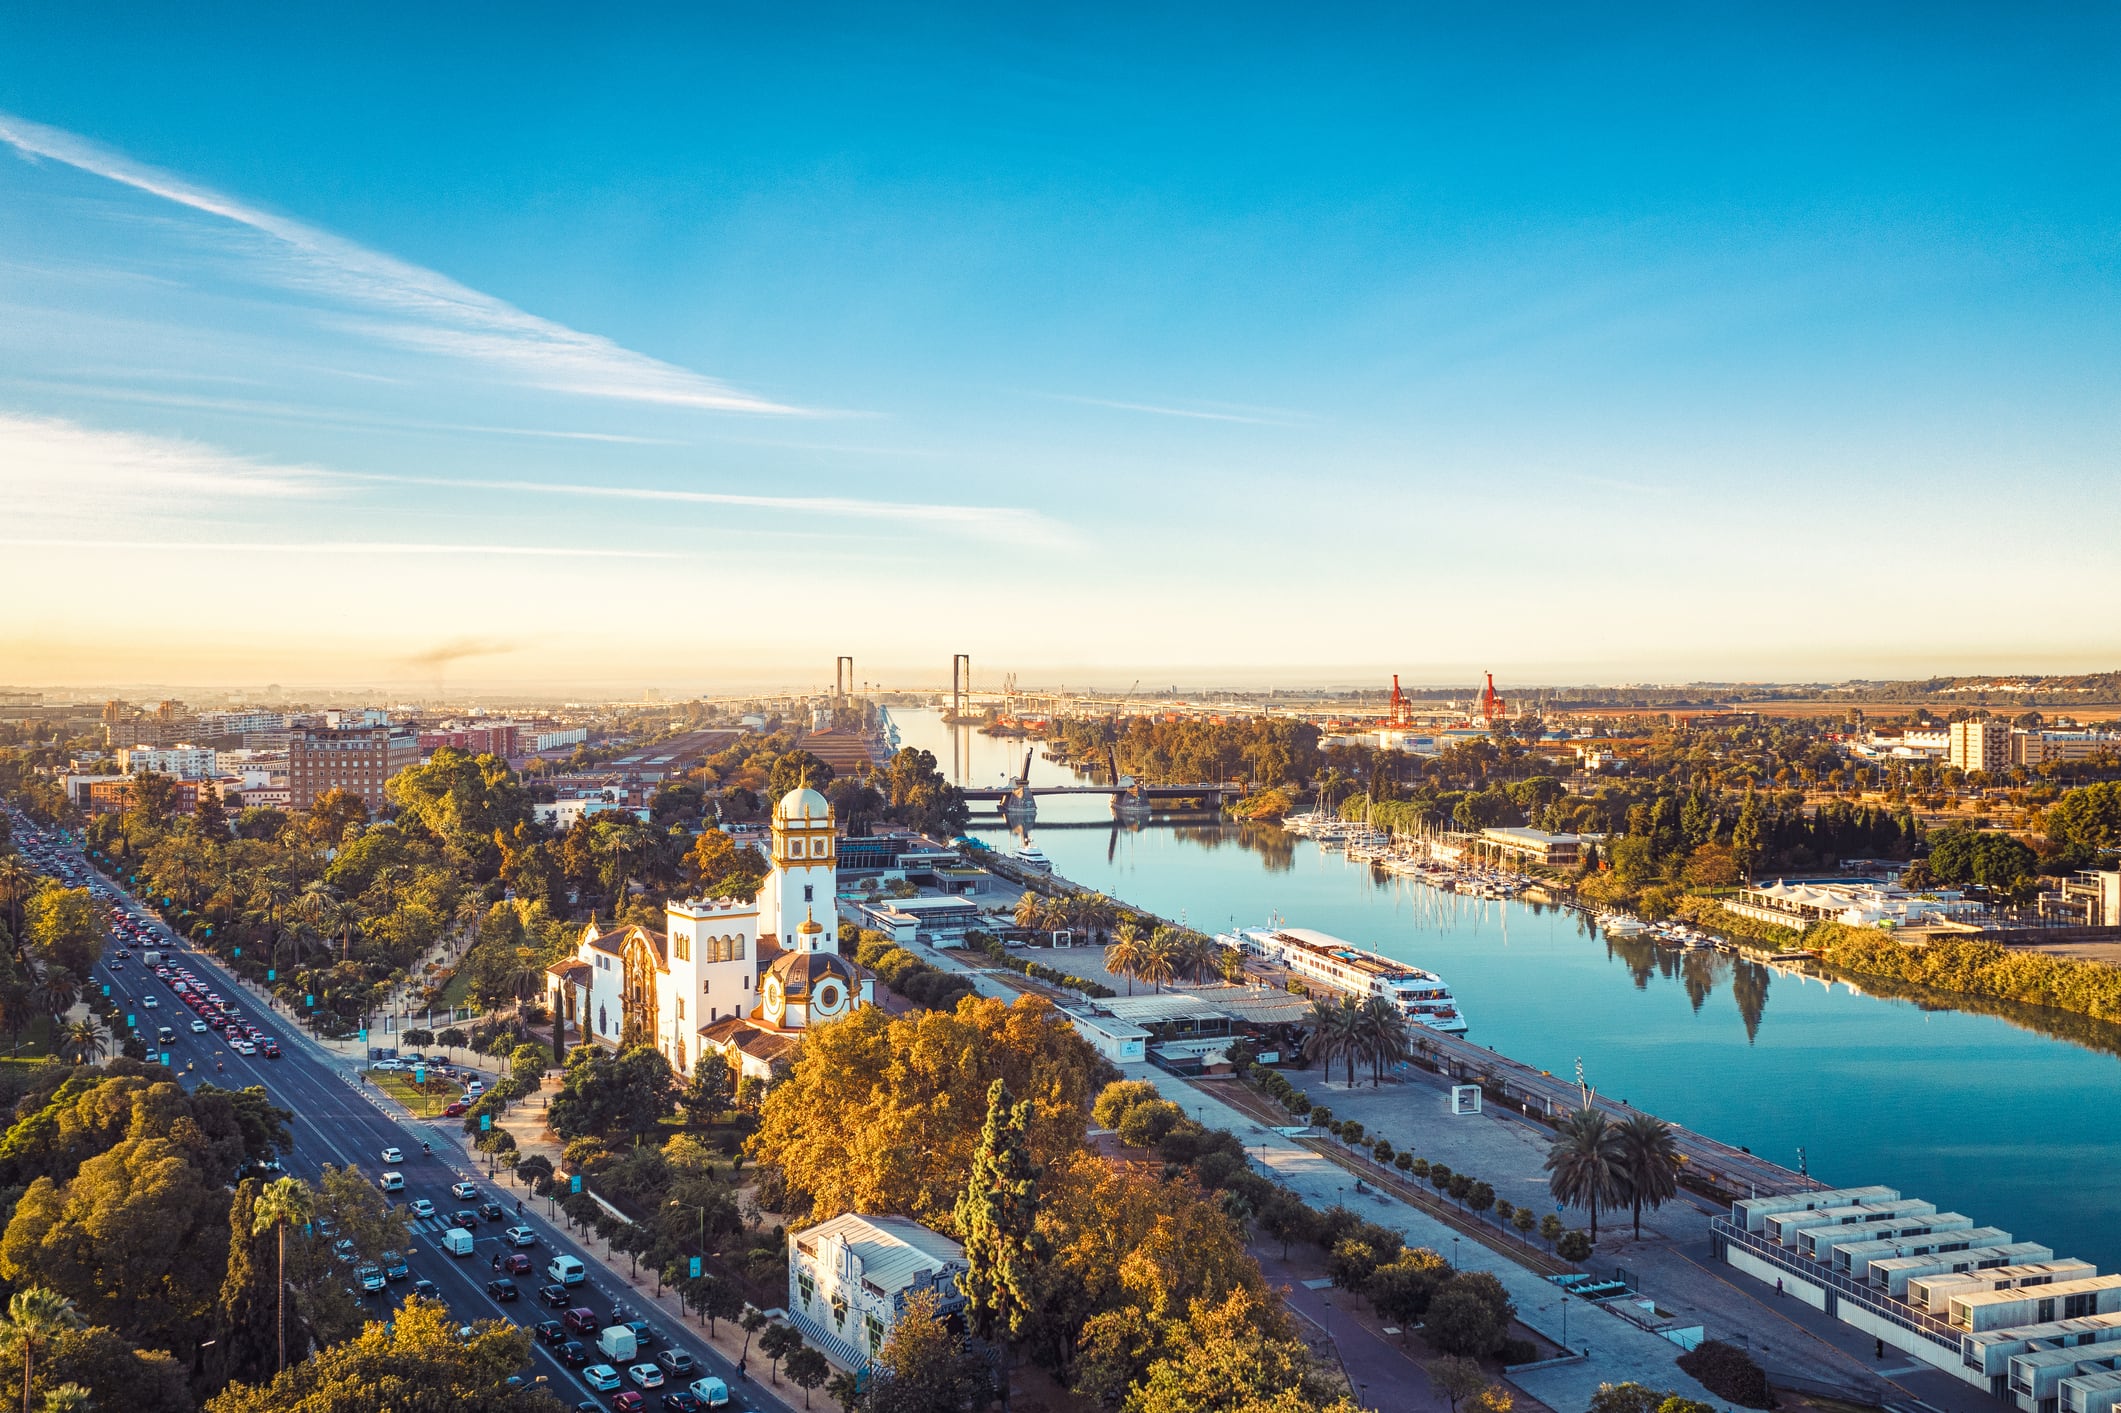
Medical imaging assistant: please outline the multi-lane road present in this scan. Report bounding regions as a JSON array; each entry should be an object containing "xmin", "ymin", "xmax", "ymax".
[{"xmin": 5, "ymin": 808, "xmax": 766, "ymax": 1413}]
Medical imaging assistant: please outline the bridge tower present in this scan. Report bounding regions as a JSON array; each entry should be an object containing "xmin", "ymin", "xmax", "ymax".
[
  {"xmin": 951, "ymin": 654, "xmax": 971, "ymax": 720},
  {"xmin": 835, "ymin": 656, "xmax": 854, "ymax": 700}
]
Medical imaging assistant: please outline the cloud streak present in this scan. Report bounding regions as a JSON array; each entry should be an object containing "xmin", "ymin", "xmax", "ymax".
[
  {"xmin": 347, "ymin": 471, "xmax": 1071, "ymax": 546},
  {"xmin": 1037, "ymin": 392, "xmax": 1306, "ymax": 426},
  {"xmin": 0, "ymin": 110, "xmax": 803, "ymax": 416},
  {"xmin": 0, "ymin": 410, "xmax": 330, "ymax": 509},
  {"xmin": 0, "ymin": 537, "xmax": 671, "ymax": 558}
]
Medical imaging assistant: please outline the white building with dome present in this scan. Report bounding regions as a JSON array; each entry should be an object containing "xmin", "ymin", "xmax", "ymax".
[{"xmin": 547, "ymin": 785, "xmax": 873, "ymax": 1080}]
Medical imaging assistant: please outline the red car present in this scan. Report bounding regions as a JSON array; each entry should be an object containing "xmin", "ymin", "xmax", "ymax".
[
  {"xmin": 442, "ymin": 1101, "xmax": 469, "ymax": 1118},
  {"xmin": 612, "ymin": 1395, "xmax": 645, "ymax": 1413}
]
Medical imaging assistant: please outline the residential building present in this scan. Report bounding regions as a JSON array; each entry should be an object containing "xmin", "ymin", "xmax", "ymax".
[
  {"xmin": 2015, "ymin": 731, "xmax": 2121, "ymax": 767},
  {"xmin": 1949, "ymin": 719, "xmax": 2014, "ymax": 773},
  {"xmin": 418, "ymin": 723, "xmax": 521, "ymax": 757},
  {"xmin": 786, "ymin": 1214, "xmax": 967, "ymax": 1371},
  {"xmin": 323, "ymin": 709, "xmax": 392, "ymax": 729},
  {"xmin": 195, "ymin": 710, "xmax": 288, "ymax": 738},
  {"xmin": 547, "ymin": 786, "xmax": 873, "ymax": 1082},
  {"xmin": 286, "ymin": 725, "xmax": 419, "ymax": 811},
  {"xmin": 531, "ymin": 798, "xmax": 634, "ymax": 829},
  {"xmin": 532, "ymin": 727, "xmax": 588, "ymax": 752},
  {"xmin": 117, "ymin": 745, "xmax": 218, "ymax": 780}
]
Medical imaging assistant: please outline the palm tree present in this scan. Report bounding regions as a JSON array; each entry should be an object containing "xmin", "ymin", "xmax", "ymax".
[
  {"xmin": 1011, "ymin": 892, "xmax": 1046, "ymax": 935},
  {"xmin": 1356, "ymin": 995, "xmax": 1411, "ymax": 1086},
  {"xmin": 1615, "ymin": 1112, "xmax": 1682, "ymax": 1238},
  {"xmin": 1135, "ymin": 928, "xmax": 1181, "ymax": 993},
  {"xmin": 0, "ymin": 1288, "xmax": 82, "ymax": 1413},
  {"xmin": 1544, "ymin": 1108, "xmax": 1625, "ymax": 1242},
  {"xmin": 0, "ymin": 966, "xmax": 32, "ymax": 1059},
  {"xmin": 252, "ymin": 1176, "xmax": 317, "ymax": 1375},
  {"xmin": 1104, "ymin": 923, "xmax": 1145, "ymax": 995},
  {"xmin": 60, "ymin": 1018, "xmax": 107, "ymax": 1066},
  {"xmin": 1171, "ymin": 931, "xmax": 1220, "ymax": 985},
  {"xmin": 1302, "ymin": 996, "xmax": 1362, "ymax": 1085},
  {"xmin": 294, "ymin": 887, "xmax": 363, "ymax": 963},
  {"xmin": 0, "ymin": 857, "xmax": 35, "ymax": 955},
  {"xmin": 28, "ymin": 967, "xmax": 78, "ymax": 1026}
]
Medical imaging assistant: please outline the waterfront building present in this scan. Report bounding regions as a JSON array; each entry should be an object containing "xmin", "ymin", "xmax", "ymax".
[
  {"xmin": 1478, "ymin": 826, "xmax": 1588, "ymax": 868},
  {"xmin": 1716, "ymin": 1183, "xmax": 2115, "ymax": 1405},
  {"xmin": 785, "ymin": 1214, "xmax": 966, "ymax": 1372},
  {"xmin": 1725, "ymin": 880, "xmax": 1980, "ymax": 930},
  {"xmin": 547, "ymin": 786, "xmax": 872, "ymax": 1081},
  {"xmin": 2059, "ymin": 871, "xmax": 2121, "ymax": 928}
]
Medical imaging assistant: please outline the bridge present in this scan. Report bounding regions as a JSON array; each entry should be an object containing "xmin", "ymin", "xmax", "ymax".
[{"xmin": 962, "ymin": 751, "xmax": 1240, "ymax": 816}]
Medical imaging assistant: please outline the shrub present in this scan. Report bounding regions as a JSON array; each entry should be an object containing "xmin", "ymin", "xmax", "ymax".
[
  {"xmin": 1116, "ymin": 1098, "xmax": 1185, "ymax": 1149},
  {"xmin": 1498, "ymin": 1336, "xmax": 1539, "ymax": 1366},
  {"xmin": 1676, "ymin": 1341, "xmax": 1774, "ymax": 1409},
  {"xmin": 1093, "ymin": 1079, "xmax": 1161, "ymax": 1129}
]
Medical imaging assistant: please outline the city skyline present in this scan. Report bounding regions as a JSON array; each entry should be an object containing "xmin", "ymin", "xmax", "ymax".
[{"xmin": 4, "ymin": 5, "xmax": 2119, "ymax": 689}]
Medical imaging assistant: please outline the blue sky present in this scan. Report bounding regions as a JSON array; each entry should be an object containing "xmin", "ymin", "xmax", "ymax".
[{"xmin": 2, "ymin": 4, "xmax": 2117, "ymax": 694}]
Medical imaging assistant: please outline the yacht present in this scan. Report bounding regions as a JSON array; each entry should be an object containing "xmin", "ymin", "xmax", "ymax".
[
  {"xmin": 1220, "ymin": 925, "xmax": 1469, "ymax": 1033},
  {"xmin": 1013, "ymin": 842, "xmax": 1053, "ymax": 873}
]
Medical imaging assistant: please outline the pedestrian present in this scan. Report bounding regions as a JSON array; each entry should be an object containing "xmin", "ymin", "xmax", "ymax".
[
  {"xmin": 1776, "ymin": 1278, "xmax": 1784, "ymax": 1298},
  {"xmin": 738, "ymin": 1357, "xmax": 748, "ymax": 1382}
]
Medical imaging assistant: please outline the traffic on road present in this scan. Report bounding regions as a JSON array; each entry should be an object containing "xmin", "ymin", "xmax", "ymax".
[{"xmin": 4, "ymin": 806, "xmax": 750, "ymax": 1412}]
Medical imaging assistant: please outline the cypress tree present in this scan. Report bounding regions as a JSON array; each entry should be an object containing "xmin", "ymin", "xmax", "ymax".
[
  {"xmin": 954, "ymin": 1078, "xmax": 1044, "ymax": 1408},
  {"xmin": 216, "ymin": 1179, "xmax": 277, "ymax": 1388}
]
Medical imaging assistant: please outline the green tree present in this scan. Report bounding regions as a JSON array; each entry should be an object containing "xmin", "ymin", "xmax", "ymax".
[
  {"xmin": 757, "ymin": 1322, "xmax": 802, "ymax": 1385},
  {"xmin": 864, "ymin": 1289, "xmax": 983, "ymax": 1413},
  {"xmin": 1544, "ymin": 1108, "xmax": 1624, "ymax": 1241},
  {"xmin": 784, "ymin": 1345, "xmax": 829, "ymax": 1408},
  {"xmin": 1124, "ymin": 1286, "xmax": 1355, "ymax": 1413},
  {"xmin": 0, "ymin": 1289, "xmax": 82, "ymax": 1413},
  {"xmin": 1424, "ymin": 1272, "xmax": 1514, "ymax": 1359},
  {"xmin": 681, "ymin": 1050, "xmax": 734, "ymax": 1125},
  {"xmin": 251, "ymin": 1176, "xmax": 316, "ymax": 1375},
  {"xmin": 1367, "ymin": 1248, "xmax": 1450, "ymax": 1332},
  {"xmin": 204, "ymin": 1295, "xmax": 556, "ymax": 1412},
  {"xmin": 955, "ymin": 1079, "xmax": 1044, "ymax": 1403},
  {"xmin": 23, "ymin": 888, "xmax": 99, "ymax": 989},
  {"xmin": 1429, "ymin": 1355, "xmax": 1490, "ymax": 1413}
]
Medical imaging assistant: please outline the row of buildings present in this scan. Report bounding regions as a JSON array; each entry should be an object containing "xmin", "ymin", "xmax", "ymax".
[{"xmin": 1854, "ymin": 721, "xmax": 2121, "ymax": 773}]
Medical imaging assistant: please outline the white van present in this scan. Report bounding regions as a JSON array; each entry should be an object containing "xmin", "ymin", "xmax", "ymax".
[
  {"xmin": 441, "ymin": 1228, "xmax": 474, "ymax": 1257},
  {"xmin": 596, "ymin": 1325, "xmax": 637, "ymax": 1363},
  {"xmin": 547, "ymin": 1255, "xmax": 585, "ymax": 1286},
  {"xmin": 378, "ymin": 1171, "xmax": 404, "ymax": 1192}
]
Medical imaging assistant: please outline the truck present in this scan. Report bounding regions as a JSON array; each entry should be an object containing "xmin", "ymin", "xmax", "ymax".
[
  {"xmin": 142, "ymin": 950, "xmax": 163, "ymax": 966},
  {"xmin": 441, "ymin": 1228, "xmax": 474, "ymax": 1258},
  {"xmin": 596, "ymin": 1326, "xmax": 637, "ymax": 1363}
]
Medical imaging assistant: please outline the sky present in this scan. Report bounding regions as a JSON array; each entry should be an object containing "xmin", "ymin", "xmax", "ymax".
[{"xmin": 2, "ymin": 4, "xmax": 2118, "ymax": 697}]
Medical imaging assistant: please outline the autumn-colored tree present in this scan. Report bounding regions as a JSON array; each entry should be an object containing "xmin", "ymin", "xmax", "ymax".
[{"xmin": 205, "ymin": 1296, "xmax": 558, "ymax": 1412}]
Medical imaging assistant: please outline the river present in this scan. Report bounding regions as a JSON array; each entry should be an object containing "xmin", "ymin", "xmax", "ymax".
[{"xmin": 896, "ymin": 708, "xmax": 2121, "ymax": 1272}]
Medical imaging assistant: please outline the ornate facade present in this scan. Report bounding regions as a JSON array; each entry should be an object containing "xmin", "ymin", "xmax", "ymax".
[{"xmin": 547, "ymin": 785, "xmax": 872, "ymax": 1079}]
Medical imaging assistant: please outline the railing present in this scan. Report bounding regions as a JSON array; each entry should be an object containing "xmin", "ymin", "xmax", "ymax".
[{"xmin": 1713, "ymin": 1217, "xmax": 1963, "ymax": 1352}]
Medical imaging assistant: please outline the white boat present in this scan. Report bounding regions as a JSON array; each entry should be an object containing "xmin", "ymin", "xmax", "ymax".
[
  {"xmin": 1014, "ymin": 842, "xmax": 1053, "ymax": 873},
  {"xmin": 1220, "ymin": 925, "xmax": 1469, "ymax": 1033}
]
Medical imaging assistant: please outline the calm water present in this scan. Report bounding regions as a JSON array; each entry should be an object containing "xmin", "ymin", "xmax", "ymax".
[{"xmin": 899, "ymin": 709, "xmax": 2121, "ymax": 1271}]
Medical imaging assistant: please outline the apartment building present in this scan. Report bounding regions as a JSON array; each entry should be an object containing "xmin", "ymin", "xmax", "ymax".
[
  {"xmin": 1949, "ymin": 719, "xmax": 2014, "ymax": 773},
  {"xmin": 117, "ymin": 745, "xmax": 219, "ymax": 780},
  {"xmin": 287, "ymin": 726, "xmax": 419, "ymax": 811}
]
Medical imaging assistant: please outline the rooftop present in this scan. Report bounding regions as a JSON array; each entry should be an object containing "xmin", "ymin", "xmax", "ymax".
[{"xmin": 793, "ymin": 1213, "xmax": 964, "ymax": 1294}]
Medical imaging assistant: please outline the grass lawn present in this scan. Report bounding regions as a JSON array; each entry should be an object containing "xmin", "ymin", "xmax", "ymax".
[
  {"xmin": 435, "ymin": 966, "xmax": 475, "ymax": 1013},
  {"xmin": 372, "ymin": 1070, "xmax": 461, "ymax": 1118}
]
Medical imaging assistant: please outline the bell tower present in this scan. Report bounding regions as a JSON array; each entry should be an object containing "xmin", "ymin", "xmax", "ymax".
[{"xmin": 764, "ymin": 786, "xmax": 837, "ymax": 952}]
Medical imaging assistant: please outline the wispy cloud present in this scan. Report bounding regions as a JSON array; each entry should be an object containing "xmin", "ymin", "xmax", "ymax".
[
  {"xmin": 1037, "ymin": 392, "xmax": 1307, "ymax": 426},
  {"xmin": 0, "ymin": 537, "xmax": 670, "ymax": 558},
  {"xmin": 402, "ymin": 637, "xmax": 518, "ymax": 669},
  {"xmin": 347, "ymin": 471, "xmax": 1072, "ymax": 546},
  {"xmin": 0, "ymin": 110, "xmax": 804, "ymax": 416},
  {"xmin": 0, "ymin": 410, "xmax": 330, "ymax": 509}
]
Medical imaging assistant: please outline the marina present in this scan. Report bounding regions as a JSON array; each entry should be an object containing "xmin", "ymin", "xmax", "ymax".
[{"xmin": 902, "ymin": 708, "xmax": 2121, "ymax": 1277}]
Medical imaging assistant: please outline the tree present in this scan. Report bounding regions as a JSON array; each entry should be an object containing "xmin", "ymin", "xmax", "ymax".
[
  {"xmin": 1544, "ymin": 1108, "xmax": 1624, "ymax": 1241},
  {"xmin": 1614, "ymin": 1113, "xmax": 1681, "ymax": 1239},
  {"xmin": 1424, "ymin": 1272, "xmax": 1514, "ymax": 1359},
  {"xmin": 1510, "ymin": 1207, "xmax": 1536, "ymax": 1244},
  {"xmin": 0, "ymin": 1290, "xmax": 81, "ymax": 1413},
  {"xmin": 252, "ymin": 1176, "xmax": 316, "ymax": 1375},
  {"xmin": 1124, "ymin": 1286, "xmax": 1356, "ymax": 1413},
  {"xmin": 863, "ymin": 1289, "xmax": 984, "ymax": 1413},
  {"xmin": 956, "ymin": 1079, "xmax": 1044, "ymax": 1404},
  {"xmin": 1429, "ymin": 1355, "xmax": 1489, "ymax": 1413},
  {"xmin": 784, "ymin": 1345, "xmax": 829, "ymax": 1408},
  {"xmin": 757, "ymin": 1322, "xmax": 802, "ymax": 1385},
  {"xmin": 1557, "ymin": 1229, "xmax": 1593, "ymax": 1262},
  {"xmin": 1588, "ymin": 1384, "xmax": 1667, "ymax": 1413},
  {"xmin": 204, "ymin": 1295, "xmax": 552, "ymax": 1412},
  {"xmin": 23, "ymin": 887, "xmax": 99, "ymax": 990},
  {"xmin": 681, "ymin": 1051, "xmax": 734, "ymax": 1125},
  {"xmin": 738, "ymin": 1307, "xmax": 768, "ymax": 1363},
  {"xmin": 515, "ymin": 1154, "xmax": 555, "ymax": 1195},
  {"xmin": 1367, "ymin": 1248, "xmax": 1450, "ymax": 1331},
  {"xmin": 58, "ymin": 1019, "xmax": 107, "ymax": 1066}
]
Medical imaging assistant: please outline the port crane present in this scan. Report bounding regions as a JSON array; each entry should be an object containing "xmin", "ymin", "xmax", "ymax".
[{"xmin": 1480, "ymin": 672, "xmax": 1507, "ymax": 726}]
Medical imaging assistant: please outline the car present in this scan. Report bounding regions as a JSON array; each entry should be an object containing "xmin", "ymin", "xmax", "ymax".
[
  {"xmin": 382, "ymin": 1251, "xmax": 410, "ymax": 1280},
  {"xmin": 555, "ymin": 1338, "xmax": 589, "ymax": 1367},
  {"xmin": 504, "ymin": 1225, "xmax": 537, "ymax": 1247},
  {"xmin": 372, "ymin": 1058, "xmax": 402, "ymax": 1072},
  {"xmin": 687, "ymin": 1377, "xmax": 730, "ymax": 1408},
  {"xmin": 441, "ymin": 1101, "xmax": 469, "ymax": 1117},
  {"xmin": 503, "ymin": 1252, "xmax": 532, "ymax": 1276},
  {"xmin": 537, "ymin": 1283, "xmax": 571, "ymax": 1308},
  {"xmin": 381, "ymin": 1147, "xmax": 403, "ymax": 1164},
  {"xmin": 357, "ymin": 1265, "xmax": 385, "ymax": 1292},
  {"xmin": 533, "ymin": 1319, "xmax": 566, "ymax": 1346},
  {"xmin": 190, "ymin": 1020, "xmax": 208, "ymax": 1033},
  {"xmin": 379, "ymin": 1171, "xmax": 404, "ymax": 1192},
  {"xmin": 583, "ymin": 1365, "xmax": 622, "ymax": 1392},
  {"xmin": 466, "ymin": 1079, "xmax": 486, "ymax": 1095},
  {"xmin": 331, "ymin": 1238, "xmax": 357, "ymax": 1264},
  {"xmin": 627, "ymin": 1364, "xmax": 665, "ymax": 1389},
  {"xmin": 451, "ymin": 1209, "xmax": 479, "ymax": 1228},
  {"xmin": 142, "ymin": 996, "xmax": 157, "ymax": 1009},
  {"xmin": 576, "ymin": 1404, "xmax": 603, "ymax": 1413},
  {"xmin": 611, "ymin": 1396, "xmax": 645, "ymax": 1413},
  {"xmin": 623, "ymin": 1320, "xmax": 659, "ymax": 1350},
  {"xmin": 485, "ymin": 1277, "xmax": 519, "ymax": 1301},
  {"xmin": 450, "ymin": 1181, "xmax": 480, "ymax": 1200},
  {"xmin": 261, "ymin": 1040, "xmax": 281, "ymax": 1058},
  {"xmin": 660, "ymin": 1394, "xmax": 706, "ymax": 1413},
  {"xmin": 412, "ymin": 1278, "xmax": 439, "ymax": 1300},
  {"xmin": 563, "ymin": 1307, "xmax": 601, "ymax": 1335},
  {"xmin": 655, "ymin": 1349, "xmax": 696, "ymax": 1376},
  {"xmin": 477, "ymin": 1200, "xmax": 504, "ymax": 1221},
  {"xmin": 409, "ymin": 1199, "xmax": 437, "ymax": 1219}
]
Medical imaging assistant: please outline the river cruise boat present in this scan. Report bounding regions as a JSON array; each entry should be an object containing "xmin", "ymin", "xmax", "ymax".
[
  {"xmin": 1014, "ymin": 842, "xmax": 1053, "ymax": 872},
  {"xmin": 1218, "ymin": 925, "xmax": 1469, "ymax": 1033}
]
